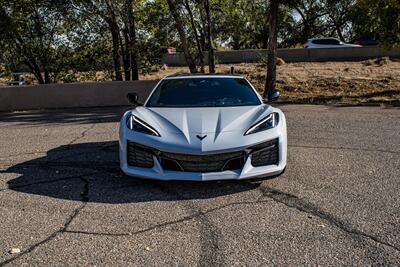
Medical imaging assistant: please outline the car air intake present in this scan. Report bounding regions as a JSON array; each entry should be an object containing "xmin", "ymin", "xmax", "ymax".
[
  {"xmin": 250, "ymin": 139, "xmax": 279, "ymax": 167},
  {"xmin": 127, "ymin": 141, "xmax": 154, "ymax": 168},
  {"xmin": 160, "ymin": 151, "xmax": 245, "ymax": 172}
]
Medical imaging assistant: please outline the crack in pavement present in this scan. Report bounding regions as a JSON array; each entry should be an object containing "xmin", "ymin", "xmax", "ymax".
[
  {"xmin": 0, "ymin": 176, "xmax": 90, "ymax": 267},
  {"xmin": 0, "ymin": 123, "xmax": 96, "ymax": 164},
  {"xmin": 68, "ymin": 124, "xmax": 96, "ymax": 145},
  {"xmin": 2, "ymin": 140, "xmax": 399, "ymax": 264},
  {"xmin": 63, "ymin": 199, "xmax": 272, "ymax": 237},
  {"xmin": 146, "ymin": 184, "xmax": 225, "ymax": 267},
  {"xmin": 257, "ymin": 185, "xmax": 400, "ymax": 253},
  {"xmin": 289, "ymin": 144, "xmax": 400, "ymax": 154}
]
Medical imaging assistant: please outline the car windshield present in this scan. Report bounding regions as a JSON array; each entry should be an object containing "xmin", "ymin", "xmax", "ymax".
[{"xmin": 146, "ymin": 77, "xmax": 262, "ymax": 107}]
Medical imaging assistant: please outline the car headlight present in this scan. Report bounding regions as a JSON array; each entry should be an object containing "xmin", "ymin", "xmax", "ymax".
[
  {"xmin": 244, "ymin": 113, "xmax": 279, "ymax": 135},
  {"xmin": 127, "ymin": 115, "xmax": 161, "ymax": 137}
]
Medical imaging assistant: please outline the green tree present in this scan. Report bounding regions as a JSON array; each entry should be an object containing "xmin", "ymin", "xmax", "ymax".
[
  {"xmin": 166, "ymin": 0, "xmax": 198, "ymax": 73},
  {"xmin": 0, "ymin": 0, "xmax": 72, "ymax": 83},
  {"xmin": 350, "ymin": 0, "xmax": 400, "ymax": 45},
  {"xmin": 215, "ymin": 0, "xmax": 270, "ymax": 49}
]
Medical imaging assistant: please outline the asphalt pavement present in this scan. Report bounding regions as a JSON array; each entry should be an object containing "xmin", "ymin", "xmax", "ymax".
[{"xmin": 0, "ymin": 104, "xmax": 399, "ymax": 266}]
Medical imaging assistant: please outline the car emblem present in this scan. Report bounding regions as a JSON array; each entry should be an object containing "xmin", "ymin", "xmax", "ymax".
[{"xmin": 196, "ymin": 135, "xmax": 207, "ymax": 141}]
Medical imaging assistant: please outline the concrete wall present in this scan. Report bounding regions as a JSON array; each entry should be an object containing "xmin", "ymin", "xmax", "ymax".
[
  {"xmin": 0, "ymin": 80, "xmax": 159, "ymax": 112},
  {"xmin": 162, "ymin": 47, "xmax": 400, "ymax": 66}
]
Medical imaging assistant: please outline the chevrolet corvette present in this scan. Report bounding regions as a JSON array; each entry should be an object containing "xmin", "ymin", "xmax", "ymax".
[{"xmin": 119, "ymin": 74, "xmax": 287, "ymax": 181}]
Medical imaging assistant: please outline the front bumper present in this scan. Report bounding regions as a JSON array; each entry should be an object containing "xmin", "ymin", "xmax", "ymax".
[{"xmin": 119, "ymin": 128, "xmax": 287, "ymax": 182}]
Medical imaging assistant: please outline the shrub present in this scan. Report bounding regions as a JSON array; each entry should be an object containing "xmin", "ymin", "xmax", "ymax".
[
  {"xmin": 276, "ymin": 58, "xmax": 285, "ymax": 66},
  {"xmin": 257, "ymin": 52, "xmax": 285, "ymax": 67},
  {"xmin": 375, "ymin": 57, "xmax": 391, "ymax": 66},
  {"xmin": 362, "ymin": 57, "xmax": 391, "ymax": 66}
]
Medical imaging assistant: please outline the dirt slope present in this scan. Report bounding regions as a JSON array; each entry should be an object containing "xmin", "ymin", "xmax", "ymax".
[{"xmin": 142, "ymin": 60, "xmax": 400, "ymax": 105}]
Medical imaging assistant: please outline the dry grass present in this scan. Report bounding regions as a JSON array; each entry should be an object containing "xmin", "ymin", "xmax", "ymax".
[
  {"xmin": 2, "ymin": 60, "xmax": 399, "ymax": 105},
  {"xmin": 141, "ymin": 60, "xmax": 400, "ymax": 105}
]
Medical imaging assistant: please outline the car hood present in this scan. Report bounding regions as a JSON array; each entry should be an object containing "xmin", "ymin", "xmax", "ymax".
[
  {"xmin": 124, "ymin": 105, "xmax": 283, "ymax": 154},
  {"xmin": 132, "ymin": 105, "xmax": 272, "ymax": 135}
]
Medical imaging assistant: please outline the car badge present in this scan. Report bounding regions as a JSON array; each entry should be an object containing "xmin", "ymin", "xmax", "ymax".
[{"xmin": 196, "ymin": 135, "xmax": 207, "ymax": 141}]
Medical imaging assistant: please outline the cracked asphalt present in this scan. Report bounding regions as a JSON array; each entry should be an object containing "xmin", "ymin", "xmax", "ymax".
[{"xmin": 0, "ymin": 104, "xmax": 399, "ymax": 266}]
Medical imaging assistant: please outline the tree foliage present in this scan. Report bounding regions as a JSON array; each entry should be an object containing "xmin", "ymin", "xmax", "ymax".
[
  {"xmin": 0, "ymin": 0, "xmax": 72, "ymax": 83},
  {"xmin": 0, "ymin": 0, "xmax": 399, "ymax": 83},
  {"xmin": 350, "ymin": 0, "xmax": 400, "ymax": 45}
]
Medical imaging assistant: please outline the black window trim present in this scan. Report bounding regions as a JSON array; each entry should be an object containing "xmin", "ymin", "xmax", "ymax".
[{"xmin": 311, "ymin": 38, "xmax": 341, "ymax": 45}]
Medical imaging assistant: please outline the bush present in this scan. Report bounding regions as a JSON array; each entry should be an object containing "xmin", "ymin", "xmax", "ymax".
[
  {"xmin": 375, "ymin": 57, "xmax": 391, "ymax": 66},
  {"xmin": 362, "ymin": 57, "xmax": 391, "ymax": 66},
  {"xmin": 276, "ymin": 58, "xmax": 285, "ymax": 66},
  {"xmin": 58, "ymin": 71, "xmax": 78, "ymax": 83},
  {"xmin": 257, "ymin": 52, "xmax": 285, "ymax": 67}
]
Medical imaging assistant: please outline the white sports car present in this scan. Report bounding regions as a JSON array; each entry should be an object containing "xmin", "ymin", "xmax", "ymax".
[
  {"xmin": 303, "ymin": 37, "xmax": 361, "ymax": 48},
  {"xmin": 119, "ymin": 74, "xmax": 287, "ymax": 181}
]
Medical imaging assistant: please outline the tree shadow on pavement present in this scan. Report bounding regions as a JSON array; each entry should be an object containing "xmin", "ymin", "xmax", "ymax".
[
  {"xmin": 4, "ymin": 141, "xmax": 261, "ymax": 203},
  {"xmin": 0, "ymin": 107, "xmax": 129, "ymax": 125}
]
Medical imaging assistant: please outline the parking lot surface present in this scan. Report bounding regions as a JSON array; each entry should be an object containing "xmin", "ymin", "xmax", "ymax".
[{"xmin": 0, "ymin": 105, "xmax": 399, "ymax": 266}]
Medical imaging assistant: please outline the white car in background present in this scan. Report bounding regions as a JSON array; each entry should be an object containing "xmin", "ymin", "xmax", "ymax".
[
  {"xmin": 119, "ymin": 74, "xmax": 287, "ymax": 181},
  {"xmin": 304, "ymin": 37, "xmax": 361, "ymax": 48}
]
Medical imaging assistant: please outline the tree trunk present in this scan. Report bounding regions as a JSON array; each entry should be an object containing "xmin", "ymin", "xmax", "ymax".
[
  {"xmin": 16, "ymin": 37, "xmax": 45, "ymax": 84},
  {"xmin": 166, "ymin": 0, "xmax": 197, "ymax": 73},
  {"xmin": 126, "ymin": 0, "xmax": 139, "ymax": 80},
  {"xmin": 197, "ymin": 5, "xmax": 207, "ymax": 52},
  {"xmin": 31, "ymin": 3, "xmax": 50, "ymax": 83},
  {"xmin": 27, "ymin": 61, "xmax": 45, "ymax": 84},
  {"xmin": 121, "ymin": 30, "xmax": 131, "ymax": 81},
  {"xmin": 184, "ymin": 0, "xmax": 205, "ymax": 72},
  {"xmin": 44, "ymin": 68, "xmax": 50, "ymax": 84},
  {"xmin": 110, "ymin": 25, "xmax": 123, "ymax": 81},
  {"xmin": 333, "ymin": 18, "xmax": 346, "ymax": 42},
  {"xmin": 264, "ymin": 0, "xmax": 279, "ymax": 98},
  {"xmin": 262, "ymin": 3, "xmax": 270, "ymax": 49},
  {"xmin": 336, "ymin": 24, "xmax": 346, "ymax": 42},
  {"xmin": 198, "ymin": 18, "xmax": 207, "ymax": 52},
  {"xmin": 105, "ymin": 1, "xmax": 123, "ymax": 81},
  {"xmin": 204, "ymin": 0, "xmax": 215, "ymax": 73}
]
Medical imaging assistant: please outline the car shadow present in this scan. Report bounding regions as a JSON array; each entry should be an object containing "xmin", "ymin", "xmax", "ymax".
[{"xmin": 4, "ymin": 141, "xmax": 263, "ymax": 204}]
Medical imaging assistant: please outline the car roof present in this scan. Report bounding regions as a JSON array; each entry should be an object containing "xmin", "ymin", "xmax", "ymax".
[
  {"xmin": 308, "ymin": 37, "xmax": 339, "ymax": 41},
  {"xmin": 163, "ymin": 73, "xmax": 244, "ymax": 80}
]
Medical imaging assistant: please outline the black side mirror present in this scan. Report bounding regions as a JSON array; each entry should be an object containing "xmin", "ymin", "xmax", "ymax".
[
  {"xmin": 268, "ymin": 90, "xmax": 280, "ymax": 102},
  {"xmin": 126, "ymin": 92, "xmax": 142, "ymax": 106},
  {"xmin": 263, "ymin": 90, "xmax": 280, "ymax": 103}
]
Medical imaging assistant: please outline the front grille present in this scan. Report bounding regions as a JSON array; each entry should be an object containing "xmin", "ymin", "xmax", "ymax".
[
  {"xmin": 127, "ymin": 142, "xmax": 154, "ymax": 168},
  {"xmin": 160, "ymin": 151, "xmax": 244, "ymax": 172},
  {"xmin": 126, "ymin": 138, "xmax": 279, "ymax": 172},
  {"xmin": 250, "ymin": 139, "xmax": 279, "ymax": 167}
]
